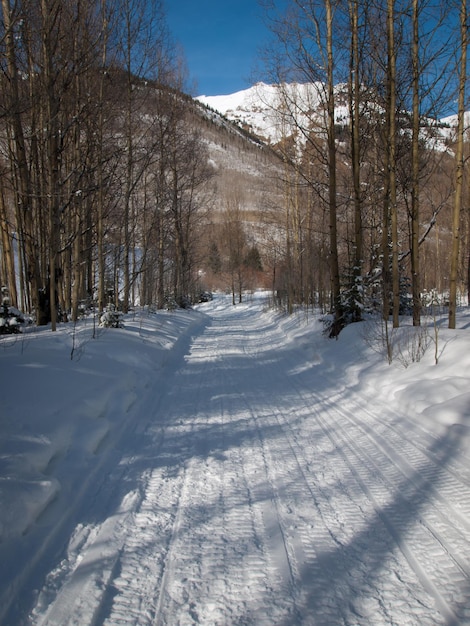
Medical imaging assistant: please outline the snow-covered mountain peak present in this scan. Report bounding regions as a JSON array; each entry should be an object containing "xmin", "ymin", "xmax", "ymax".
[
  {"xmin": 197, "ymin": 82, "xmax": 327, "ymax": 145},
  {"xmin": 197, "ymin": 81, "xmax": 324, "ymax": 115}
]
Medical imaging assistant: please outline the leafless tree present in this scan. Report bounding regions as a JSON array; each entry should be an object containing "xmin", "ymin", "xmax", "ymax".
[{"xmin": 448, "ymin": 0, "xmax": 467, "ymax": 329}]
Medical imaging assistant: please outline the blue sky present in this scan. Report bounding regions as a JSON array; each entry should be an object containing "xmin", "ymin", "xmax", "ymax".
[{"xmin": 166, "ymin": 0, "xmax": 277, "ymax": 96}]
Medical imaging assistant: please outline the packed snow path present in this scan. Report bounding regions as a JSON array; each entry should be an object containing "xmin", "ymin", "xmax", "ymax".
[{"xmin": 5, "ymin": 296, "xmax": 470, "ymax": 625}]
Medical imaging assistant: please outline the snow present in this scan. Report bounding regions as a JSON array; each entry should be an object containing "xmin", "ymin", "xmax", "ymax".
[
  {"xmin": 197, "ymin": 82, "xmax": 325, "ymax": 145},
  {"xmin": 0, "ymin": 293, "xmax": 469, "ymax": 625},
  {"xmin": 197, "ymin": 83, "xmax": 463, "ymax": 153}
]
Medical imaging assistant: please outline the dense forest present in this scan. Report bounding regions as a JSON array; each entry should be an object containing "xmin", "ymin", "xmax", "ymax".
[
  {"xmin": 0, "ymin": 0, "xmax": 468, "ymax": 337},
  {"xmin": 0, "ymin": 0, "xmax": 215, "ymax": 328},
  {"xmin": 259, "ymin": 0, "xmax": 469, "ymax": 336}
]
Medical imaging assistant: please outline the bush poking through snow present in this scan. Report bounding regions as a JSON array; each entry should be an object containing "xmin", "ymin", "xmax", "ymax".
[
  {"xmin": 0, "ymin": 287, "xmax": 24, "ymax": 335},
  {"xmin": 99, "ymin": 303, "xmax": 124, "ymax": 328}
]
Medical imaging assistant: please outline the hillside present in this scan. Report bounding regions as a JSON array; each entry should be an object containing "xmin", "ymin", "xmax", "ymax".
[
  {"xmin": 190, "ymin": 95, "xmax": 284, "ymax": 217},
  {"xmin": 193, "ymin": 81, "xmax": 468, "ymax": 311},
  {"xmin": 197, "ymin": 82, "xmax": 325, "ymax": 146}
]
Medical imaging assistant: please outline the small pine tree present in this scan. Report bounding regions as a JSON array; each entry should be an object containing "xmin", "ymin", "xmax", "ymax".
[
  {"xmin": 244, "ymin": 246, "xmax": 263, "ymax": 272},
  {"xmin": 208, "ymin": 241, "xmax": 222, "ymax": 274}
]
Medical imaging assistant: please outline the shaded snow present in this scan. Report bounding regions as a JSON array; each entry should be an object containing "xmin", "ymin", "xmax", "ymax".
[{"xmin": 0, "ymin": 294, "xmax": 469, "ymax": 625}]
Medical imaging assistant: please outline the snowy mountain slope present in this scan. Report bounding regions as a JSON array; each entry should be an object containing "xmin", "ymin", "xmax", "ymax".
[
  {"xmin": 192, "ymin": 91, "xmax": 285, "ymax": 217},
  {"xmin": 197, "ymin": 82, "xmax": 463, "ymax": 150},
  {"xmin": 0, "ymin": 294, "xmax": 469, "ymax": 625},
  {"xmin": 197, "ymin": 82, "xmax": 326, "ymax": 145}
]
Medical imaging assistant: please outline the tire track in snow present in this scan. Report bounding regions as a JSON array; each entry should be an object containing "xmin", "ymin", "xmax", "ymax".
[
  {"xmin": 318, "ymin": 410, "xmax": 463, "ymax": 626},
  {"xmin": 199, "ymin": 305, "xmax": 378, "ymax": 624},
  {"xmin": 265, "ymin": 338, "xmax": 469, "ymax": 625},
  {"xmin": 227, "ymin": 306, "xmax": 462, "ymax": 624},
  {"xmin": 238, "ymin": 367, "xmax": 393, "ymax": 623},
  {"xmin": 100, "ymin": 333, "xmax": 217, "ymax": 626},
  {"xmin": 27, "ymin": 298, "xmax": 470, "ymax": 625},
  {"xmin": 99, "ymin": 466, "xmax": 185, "ymax": 625},
  {"xmin": 214, "ymin": 352, "xmax": 301, "ymax": 624},
  {"xmin": 219, "ymin": 312, "xmax": 390, "ymax": 622},
  {"xmin": 151, "ymin": 311, "xmax": 299, "ymax": 625},
  {"xmin": 334, "ymin": 391, "xmax": 470, "ymax": 539},
  {"xmin": 310, "ymin": 390, "xmax": 470, "ymax": 625},
  {"xmin": 93, "ymin": 309, "xmax": 293, "ymax": 625},
  {"xmin": 27, "ymin": 313, "xmax": 211, "ymax": 626},
  {"xmin": 325, "ymin": 382, "xmax": 470, "ymax": 502},
  {"xmin": 201, "ymin": 303, "xmax": 443, "ymax": 624}
]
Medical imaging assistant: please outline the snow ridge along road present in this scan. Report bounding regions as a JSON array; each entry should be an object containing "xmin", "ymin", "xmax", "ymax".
[{"xmin": 4, "ymin": 294, "xmax": 470, "ymax": 625}]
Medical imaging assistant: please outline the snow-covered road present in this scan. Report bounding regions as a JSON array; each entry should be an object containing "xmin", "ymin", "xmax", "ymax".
[{"xmin": 2, "ymin": 295, "xmax": 470, "ymax": 625}]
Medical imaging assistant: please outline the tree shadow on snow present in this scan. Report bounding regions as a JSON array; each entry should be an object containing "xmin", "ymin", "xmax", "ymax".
[{"xmin": 9, "ymin": 305, "xmax": 468, "ymax": 626}]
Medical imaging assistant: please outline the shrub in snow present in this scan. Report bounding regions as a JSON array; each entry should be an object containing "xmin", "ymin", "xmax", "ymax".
[
  {"xmin": 99, "ymin": 303, "xmax": 123, "ymax": 328},
  {"xmin": 198, "ymin": 291, "xmax": 213, "ymax": 303},
  {"xmin": 0, "ymin": 287, "xmax": 24, "ymax": 335}
]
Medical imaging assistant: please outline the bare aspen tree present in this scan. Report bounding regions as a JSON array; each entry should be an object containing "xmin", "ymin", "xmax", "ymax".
[
  {"xmin": 408, "ymin": 0, "xmax": 452, "ymax": 326},
  {"xmin": 169, "ymin": 120, "xmax": 212, "ymax": 305},
  {"xmin": 39, "ymin": 0, "xmax": 63, "ymax": 331},
  {"xmin": 468, "ymin": 170, "xmax": 470, "ymax": 307},
  {"xmin": 387, "ymin": 0, "xmax": 400, "ymax": 328},
  {"xmin": 68, "ymin": 0, "xmax": 102, "ymax": 321},
  {"xmin": 120, "ymin": 0, "xmax": 139, "ymax": 312},
  {"xmin": 449, "ymin": 0, "xmax": 467, "ymax": 329},
  {"xmin": 97, "ymin": 0, "xmax": 112, "ymax": 314},
  {"xmin": 325, "ymin": 0, "xmax": 343, "ymax": 336},
  {"xmin": 223, "ymin": 187, "xmax": 248, "ymax": 305},
  {"xmin": 0, "ymin": 181, "xmax": 17, "ymax": 306},
  {"xmin": 275, "ymin": 90, "xmax": 301, "ymax": 314},
  {"xmin": 410, "ymin": 0, "xmax": 421, "ymax": 326},
  {"xmin": 1, "ymin": 0, "xmax": 42, "ymax": 320},
  {"xmin": 348, "ymin": 0, "xmax": 363, "ymax": 322}
]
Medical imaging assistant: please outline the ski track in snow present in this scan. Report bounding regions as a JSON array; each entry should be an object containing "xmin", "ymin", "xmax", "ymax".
[{"xmin": 11, "ymin": 296, "xmax": 470, "ymax": 625}]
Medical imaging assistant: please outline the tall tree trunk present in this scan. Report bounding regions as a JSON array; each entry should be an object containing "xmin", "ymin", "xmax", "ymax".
[
  {"xmin": 387, "ymin": 0, "xmax": 400, "ymax": 328},
  {"xmin": 349, "ymin": 0, "xmax": 363, "ymax": 322},
  {"xmin": 97, "ymin": 0, "xmax": 110, "ymax": 314},
  {"xmin": 285, "ymin": 156, "xmax": 294, "ymax": 314},
  {"xmin": 411, "ymin": 0, "xmax": 421, "ymax": 326},
  {"xmin": 123, "ymin": 18, "xmax": 133, "ymax": 313},
  {"xmin": 41, "ymin": 0, "xmax": 62, "ymax": 331},
  {"xmin": 326, "ymin": 0, "xmax": 341, "ymax": 336},
  {"xmin": 2, "ymin": 0, "xmax": 42, "ymax": 321},
  {"xmin": 467, "ymin": 179, "xmax": 470, "ymax": 306},
  {"xmin": 0, "ymin": 183, "xmax": 18, "ymax": 306},
  {"xmin": 157, "ymin": 199, "xmax": 166, "ymax": 308},
  {"xmin": 448, "ymin": 0, "xmax": 467, "ymax": 329}
]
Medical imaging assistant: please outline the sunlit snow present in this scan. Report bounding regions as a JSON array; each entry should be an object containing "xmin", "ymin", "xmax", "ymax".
[{"xmin": 0, "ymin": 292, "xmax": 469, "ymax": 625}]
